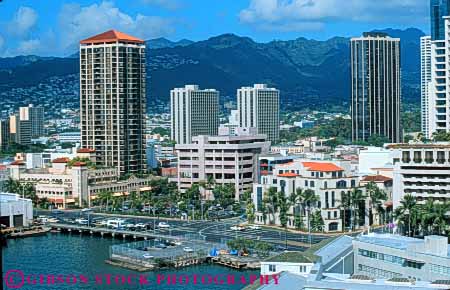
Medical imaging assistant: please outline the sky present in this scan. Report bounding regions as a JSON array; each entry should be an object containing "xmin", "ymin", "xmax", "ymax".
[{"xmin": 0, "ymin": 0, "xmax": 430, "ymax": 57}]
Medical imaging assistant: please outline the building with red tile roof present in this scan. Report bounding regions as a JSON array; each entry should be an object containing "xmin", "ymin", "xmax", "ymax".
[
  {"xmin": 253, "ymin": 158, "xmax": 364, "ymax": 233},
  {"xmin": 302, "ymin": 162, "xmax": 344, "ymax": 172},
  {"xmin": 52, "ymin": 157, "xmax": 71, "ymax": 164},
  {"xmin": 80, "ymin": 30, "xmax": 144, "ymax": 44},
  {"xmin": 361, "ymin": 175, "xmax": 392, "ymax": 183}
]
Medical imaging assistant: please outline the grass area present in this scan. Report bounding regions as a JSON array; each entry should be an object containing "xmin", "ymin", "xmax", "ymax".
[
  {"xmin": 302, "ymin": 236, "xmax": 339, "ymax": 262},
  {"xmin": 264, "ymin": 251, "xmax": 312, "ymax": 263}
]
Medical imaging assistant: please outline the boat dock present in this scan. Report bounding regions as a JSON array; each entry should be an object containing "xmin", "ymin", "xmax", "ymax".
[
  {"xmin": 3, "ymin": 226, "xmax": 51, "ymax": 239},
  {"xmin": 47, "ymin": 223, "xmax": 176, "ymax": 240}
]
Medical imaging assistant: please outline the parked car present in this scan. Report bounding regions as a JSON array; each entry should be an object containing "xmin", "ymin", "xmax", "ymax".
[
  {"xmin": 106, "ymin": 219, "xmax": 125, "ymax": 229},
  {"xmin": 124, "ymin": 223, "xmax": 136, "ymax": 230},
  {"xmin": 135, "ymin": 223, "xmax": 146, "ymax": 230},
  {"xmin": 154, "ymin": 243, "xmax": 167, "ymax": 249},
  {"xmin": 230, "ymin": 225, "xmax": 245, "ymax": 231},
  {"xmin": 183, "ymin": 247, "xmax": 194, "ymax": 253},
  {"xmin": 75, "ymin": 218, "xmax": 89, "ymax": 225},
  {"xmin": 158, "ymin": 222, "xmax": 170, "ymax": 228},
  {"xmin": 142, "ymin": 254, "xmax": 154, "ymax": 259}
]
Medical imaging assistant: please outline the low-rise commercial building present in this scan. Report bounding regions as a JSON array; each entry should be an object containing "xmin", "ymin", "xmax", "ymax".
[
  {"xmin": 9, "ymin": 151, "xmax": 157, "ymax": 208},
  {"xmin": 0, "ymin": 193, "xmax": 33, "ymax": 228},
  {"xmin": 175, "ymin": 128, "xmax": 270, "ymax": 200},
  {"xmin": 354, "ymin": 233, "xmax": 450, "ymax": 282},
  {"xmin": 253, "ymin": 159, "xmax": 361, "ymax": 232},
  {"xmin": 261, "ymin": 252, "xmax": 314, "ymax": 276}
]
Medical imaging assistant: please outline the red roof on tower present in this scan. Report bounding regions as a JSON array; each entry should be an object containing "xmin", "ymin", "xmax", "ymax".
[{"xmin": 80, "ymin": 30, "xmax": 144, "ymax": 44}]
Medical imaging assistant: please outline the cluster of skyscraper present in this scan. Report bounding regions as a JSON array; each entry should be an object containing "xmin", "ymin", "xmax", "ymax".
[
  {"xmin": 421, "ymin": 0, "xmax": 450, "ymax": 138},
  {"xmin": 0, "ymin": 104, "xmax": 45, "ymax": 148},
  {"xmin": 170, "ymin": 83, "xmax": 280, "ymax": 145},
  {"xmin": 78, "ymin": 30, "xmax": 281, "ymax": 177}
]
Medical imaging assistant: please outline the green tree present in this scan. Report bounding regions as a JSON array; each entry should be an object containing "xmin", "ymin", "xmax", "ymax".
[
  {"xmin": 394, "ymin": 194, "xmax": 417, "ymax": 237},
  {"xmin": 277, "ymin": 191, "xmax": 289, "ymax": 228},
  {"xmin": 432, "ymin": 131, "xmax": 450, "ymax": 142},
  {"xmin": 299, "ymin": 189, "xmax": 319, "ymax": 235},
  {"xmin": 365, "ymin": 182, "xmax": 387, "ymax": 225},
  {"xmin": 310, "ymin": 210, "xmax": 325, "ymax": 232},
  {"xmin": 97, "ymin": 191, "xmax": 113, "ymax": 211},
  {"xmin": 212, "ymin": 184, "xmax": 235, "ymax": 209}
]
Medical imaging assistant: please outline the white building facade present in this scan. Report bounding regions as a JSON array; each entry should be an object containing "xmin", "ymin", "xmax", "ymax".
[
  {"xmin": 170, "ymin": 85, "xmax": 220, "ymax": 144},
  {"xmin": 253, "ymin": 160, "xmax": 362, "ymax": 232},
  {"xmin": 0, "ymin": 193, "xmax": 33, "ymax": 228},
  {"xmin": 354, "ymin": 233, "xmax": 450, "ymax": 282},
  {"xmin": 421, "ymin": 36, "xmax": 432, "ymax": 138},
  {"xmin": 175, "ymin": 129, "xmax": 270, "ymax": 200},
  {"xmin": 389, "ymin": 144, "xmax": 450, "ymax": 209},
  {"xmin": 237, "ymin": 84, "xmax": 280, "ymax": 144},
  {"xmin": 428, "ymin": 17, "xmax": 450, "ymax": 135}
]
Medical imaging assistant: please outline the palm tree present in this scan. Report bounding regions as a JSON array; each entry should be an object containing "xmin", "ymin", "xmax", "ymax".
[
  {"xmin": 111, "ymin": 196, "xmax": 124, "ymax": 212},
  {"xmin": 97, "ymin": 191, "xmax": 113, "ymax": 211},
  {"xmin": 277, "ymin": 191, "xmax": 289, "ymax": 228},
  {"xmin": 38, "ymin": 197, "xmax": 52, "ymax": 209},
  {"xmin": 287, "ymin": 189, "xmax": 301, "ymax": 229},
  {"xmin": 5, "ymin": 178, "xmax": 21, "ymax": 194},
  {"xmin": 339, "ymin": 191, "xmax": 351, "ymax": 231},
  {"xmin": 430, "ymin": 202, "xmax": 449, "ymax": 235},
  {"xmin": 420, "ymin": 199, "xmax": 436, "ymax": 235},
  {"xmin": 299, "ymin": 189, "xmax": 319, "ymax": 241},
  {"xmin": 266, "ymin": 187, "xmax": 279, "ymax": 224},
  {"xmin": 365, "ymin": 182, "xmax": 387, "ymax": 225},
  {"xmin": 348, "ymin": 188, "xmax": 365, "ymax": 231},
  {"xmin": 394, "ymin": 194, "xmax": 417, "ymax": 236}
]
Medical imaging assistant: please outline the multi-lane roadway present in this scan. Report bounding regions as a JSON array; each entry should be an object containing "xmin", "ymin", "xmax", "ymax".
[{"xmin": 38, "ymin": 210, "xmax": 331, "ymax": 251}]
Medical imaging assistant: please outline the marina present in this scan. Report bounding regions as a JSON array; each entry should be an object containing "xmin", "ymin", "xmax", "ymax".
[{"xmin": 4, "ymin": 233, "xmax": 259, "ymax": 290}]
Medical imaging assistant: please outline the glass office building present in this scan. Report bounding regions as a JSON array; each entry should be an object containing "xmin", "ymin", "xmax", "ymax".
[{"xmin": 431, "ymin": 0, "xmax": 450, "ymax": 40}]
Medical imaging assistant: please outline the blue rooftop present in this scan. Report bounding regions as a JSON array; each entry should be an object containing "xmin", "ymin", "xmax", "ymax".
[{"xmin": 357, "ymin": 234, "xmax": 423, "ymax": 251}]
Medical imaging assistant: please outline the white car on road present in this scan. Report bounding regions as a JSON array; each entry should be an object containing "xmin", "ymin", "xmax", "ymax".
[
  {"xmin": 183, "ymin": 247, "xmax": 194, "ymax": 253},
  {"xmin": 75, "ymin": 218, "xmax": 89, "ymax": 225},
  {"xmin": 230, "ymin": 225, "xmax": 245, "ymax": 231},
  {"xmin": 158, "ymin": 222, "xmax": 170, "ymax": 228}
]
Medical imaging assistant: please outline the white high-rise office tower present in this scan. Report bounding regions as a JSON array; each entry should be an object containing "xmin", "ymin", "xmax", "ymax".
[
  {"xmin": 237, "ymin": 84, "xmax": 280, "ymax": 144},
  {"xmin": 170, "ymin": 85, "xmax": 220, "ymax": 144},
  {"xmin": 19, "ymin": 104, "xmax": 44, "ymax": 138},
  {"xmin": 421, "ymin": 36, "xmax": 432, "ymax": 138},
  {"xmin": 79, "ymin": 30, "xmax": 147, "ymax": 175},
  {"xmin": 351, "ymin": 32, "xmax": 401, "ymax": 143}
]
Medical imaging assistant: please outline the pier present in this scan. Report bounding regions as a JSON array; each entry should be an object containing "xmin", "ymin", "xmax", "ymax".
[{"xmin": 47, "ymin": 223, "xmax": 178, "ymax": 240}]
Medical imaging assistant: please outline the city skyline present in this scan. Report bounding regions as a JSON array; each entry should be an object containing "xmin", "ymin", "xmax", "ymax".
[{"xmin": 0, "ymin": 0, "xmax": 430, "ymax": 57}]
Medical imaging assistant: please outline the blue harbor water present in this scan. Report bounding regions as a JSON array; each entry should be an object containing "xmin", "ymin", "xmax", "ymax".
[{"xmin": 4, "ymin": 234, "xmax": 259, "ymax": 290}]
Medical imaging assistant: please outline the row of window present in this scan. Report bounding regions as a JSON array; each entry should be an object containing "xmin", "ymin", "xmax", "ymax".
[
  {"xmin": 430, "ymin": 264, "xmax": 450, "ymax": 276},
  {"xmin": 358, "ymin": 249, "xmax": 424, "ymax": 269},
  {"xmin": 358, "ymin": 264, "xmax": 401, "ymax": 279}
]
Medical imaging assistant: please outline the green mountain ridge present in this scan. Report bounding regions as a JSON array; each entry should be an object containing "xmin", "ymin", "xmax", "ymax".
[{"xmin": 0, "ymin": 28, "xmax": 424, "ymax": 111}]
